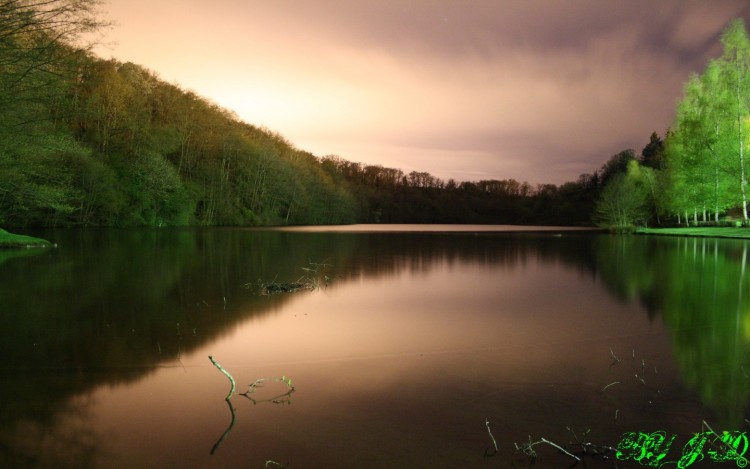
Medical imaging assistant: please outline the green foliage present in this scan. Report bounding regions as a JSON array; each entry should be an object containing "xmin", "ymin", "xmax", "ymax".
[
  {"xmin": 0, "ymin": 0, "xmax": 368, "ymax": 228},
  {"xmin": 0, "ymin": 228, "xmax": 50, "ymax": 248},
  {"xmin": 0, "ymin": 48, "xmax": 360, "ymax": 227},
  {"xmin": 0, "ymin": 133, "xmax": 88, "ymax": 226},
  {"xmin": 636, "ymin": 227, "xmax": 750, "ymax": 238},
  {"xmin": 590, "ymin": 18, "xmax": 750, "ymax": 228},
  {"xmin": 594, "ymin": 160, "xmax": 653, "ymax": 229},
  {"xmin": 659, "ymin": 19, "xmax": 750, "ymax": 225},
  {"xmin": 0, "ymin": 1, "xmax": 104, "ymax": 132},
  {"xmin": 0, "ymin": 0, "xmax": 607, "ymax": 228},
  {"xmin": 117, "ymin": 151, "xmax": 194, "ymax": 226},
  {"xmin": 0, "ymin": 0, "xmax": 680, "ymax": 229},
  {"xmin": 595, "ymin": 235, "xmax": 750, "ymax": 426}
]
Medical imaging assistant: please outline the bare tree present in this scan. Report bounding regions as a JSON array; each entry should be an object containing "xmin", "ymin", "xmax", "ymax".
[{"xmin": 0, "ymin": 0, "xmax": 108, "ymax": 127}]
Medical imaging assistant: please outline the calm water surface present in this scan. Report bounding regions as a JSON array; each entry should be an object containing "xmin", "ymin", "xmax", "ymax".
[{"xmin": 1, "ymin": 225, "xmax": 749, "ymax": 467}]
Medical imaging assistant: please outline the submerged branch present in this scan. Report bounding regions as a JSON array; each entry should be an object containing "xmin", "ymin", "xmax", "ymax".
[
  {"xmin": 252, "ymin": 261, "xmax": 333, "ymax": 295},
  {"xmin": 209, "ymin": 355, "xmax": 236, "ymax": 401},
  {"xmin": 484, "ymin": 418, "xmax": 498, "ymax": 456},
  {"xmin": 515, "ymin": 435, "xmax": 583, "ymax": 463},
  {"xmin": 239, "ymin": 375, "xmax": 295, "ymax": 404}
]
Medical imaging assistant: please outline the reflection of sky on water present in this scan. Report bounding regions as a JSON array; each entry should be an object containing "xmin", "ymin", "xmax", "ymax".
[
  {"xmin": 85, "ymin": 245, "xmax": 690, "ymax": 467},
  {"xmin": 5, "ymin": 230, "xmax": 746, "ymax": 467}
]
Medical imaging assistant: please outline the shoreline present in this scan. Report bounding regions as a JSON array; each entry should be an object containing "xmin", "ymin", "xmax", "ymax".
[
  {"xmin": 0, "ymin": 229, "xmax": 52, "ymax": 248},
  {"xmin": 636, "ymin": 227, "xmax": 750, "ymax": 239}
]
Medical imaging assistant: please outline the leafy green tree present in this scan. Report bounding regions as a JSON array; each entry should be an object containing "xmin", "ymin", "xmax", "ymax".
[
  {"xmin": 718, "ymin": 19, "xmax": 750, "ymax": 222},
  {"xmin": 594, "ymin": 160, "xmax": 652, "ymax": 229},
  {"xmin": 117, "ymin": 151, "xmax": 193, "ymax": 226},
  {"xmin": 665, "ymin": 67, "xmax": 735, "ymax": 224},
  {"xmin": 661, "ymin": 21, "xmax": 750, "ymax": 225},
  {"xmin": 0, "ymin": 133, "xmax": 86, "ymax": 226}
]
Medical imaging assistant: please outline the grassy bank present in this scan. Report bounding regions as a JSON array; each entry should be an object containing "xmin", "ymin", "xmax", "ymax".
[
  {"xmin": 636, "ymin": 227, "xmax": 750, "ymax": 239},
  {"xmin": 0, "ymin": 228, "xmax": 51, "ymax": 248}
]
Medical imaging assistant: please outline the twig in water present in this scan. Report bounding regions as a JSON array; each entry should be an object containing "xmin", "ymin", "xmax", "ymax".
[
  {"xmin": 240, "ymin": 376, "xmax": 295, "ymax": 405},
  {"xmin": 565, "ymin": 427, "xmax": 616, "ymax": 458},
  {"xmin": 609, "ymin": 347, "xmax": 621, "ymax": 364},
  {"xmin": 601, "ymin": 381, "xmax": 621, "ymax": 392},
  {"xmin": 209, "ymin": 356, "xmax": 236, "ymax": 401},
  {"xmin": 485, "ymin": 418, "xmax": 498, "ymax": 456},
  {"xmin": 240, "ymin": 376, "xmax": 294, "ymax": 396},
  {"xmin": 541, "ymin": 437, "xmax": 581, "ymax": 461},
  {"xmin": 703, "ymin": 419, "xmax": 717, "ymax": 435},
  {"xmin": 243, "ymin": 378, "xmax": 267, "ymax": 393},
  {"xmin": 265, "ymin": 460, "xmax": 289, "ymax": 468},
  {"xmin": 514, "ymin": 436, "xmax": 581, "ymax": 462}
]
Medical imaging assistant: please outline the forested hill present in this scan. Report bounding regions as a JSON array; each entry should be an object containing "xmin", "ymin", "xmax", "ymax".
[
  {"xmin": 0, "ymin": 0, "xmax": 615, "ymax": 228},
  {"xmin": 0, "ymin": 52, "xmax": 360, "ymax": 226}
]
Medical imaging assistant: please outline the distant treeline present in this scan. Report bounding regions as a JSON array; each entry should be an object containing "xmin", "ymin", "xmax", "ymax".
[
  {"xmin": 0, "ymin": 0, "xmax": 650, "ymax": 228},
  {"xmin": 321, "ymin": 156, "xmax": 603, "ymax": 225}
]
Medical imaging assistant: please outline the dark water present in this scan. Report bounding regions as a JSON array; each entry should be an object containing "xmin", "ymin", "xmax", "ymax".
[{"xmin": 1, "ymin": 226, "xmax": 749, "ymax": 467}]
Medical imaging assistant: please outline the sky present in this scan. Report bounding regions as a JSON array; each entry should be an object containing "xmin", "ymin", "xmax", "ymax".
[{"xmin": 94, "ymin": 0, "xmax": 750, "ymax": 185}]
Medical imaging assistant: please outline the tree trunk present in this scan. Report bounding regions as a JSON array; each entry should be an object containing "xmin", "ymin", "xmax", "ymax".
[
  {"xmin": 741, "ymin": 137, "xmax": 748, "ymax": 223},
  {"xmin": 735, "ymin": 64, "xmax": 749, "ymax": 223}
]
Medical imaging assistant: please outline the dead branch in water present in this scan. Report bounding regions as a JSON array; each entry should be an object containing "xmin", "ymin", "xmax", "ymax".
[
  {"xmin": 249, "ymin": 261, "xmax": 333, "ymax": 295},
  {"xmin": 209, "ymin": 356, "xmax": 236, "ymax": 401},
  {"xmin": 208, "ymin": 356, "xmax": 296, "ymax": 455}
]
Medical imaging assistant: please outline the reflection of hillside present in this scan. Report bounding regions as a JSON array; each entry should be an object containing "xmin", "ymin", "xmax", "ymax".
[
  {"xmin": 593, "ymin": 235, "xmax": 750, "ymax": 426},
  {"xmin": 0, "ymin": 228, "xmax": 600, "ymax": 459},
  {"xmin": 0, "ymin": 245, "xmax": 49, "ymax": 266},
  {"xmin": 326, "ymin": 231, "xmax": 599, "ymax": 281}
]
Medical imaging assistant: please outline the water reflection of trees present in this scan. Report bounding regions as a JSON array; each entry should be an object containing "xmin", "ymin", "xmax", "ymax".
[
  {"xmin": 594, "ymin": 235, "xmax": 750, "ymax": 427},
  {"xmin": 1, "ymin": 229, "xmax": 600, "ymax": 373},
  {"xmin": 0, "ymin": 229, "xmax": 598, "ymax": 462},
  {"xmin": 4, "ymin": 229, "xmax": 747, "ymax": 460}
]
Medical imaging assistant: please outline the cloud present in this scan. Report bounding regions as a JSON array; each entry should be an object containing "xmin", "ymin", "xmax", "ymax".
[{"xmin": 98, "ymin": 0, "xmax": 750, "ymax": 184}]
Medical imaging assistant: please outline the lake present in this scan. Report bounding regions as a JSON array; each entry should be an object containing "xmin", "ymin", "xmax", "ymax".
[{"xmin": 1, "ymin": 225, "xmax": 749, "ymax": 467}]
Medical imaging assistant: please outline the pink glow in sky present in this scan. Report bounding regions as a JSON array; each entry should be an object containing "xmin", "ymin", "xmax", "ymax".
[{"xmin": 94, "ymin": 0, "xmax": 750, "ymax": 184}]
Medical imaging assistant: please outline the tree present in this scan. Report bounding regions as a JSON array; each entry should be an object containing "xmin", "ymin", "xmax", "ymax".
[
  {"xmin": 598, "ymin": 149, "xmax": 637, "ymax": 187},
  {"xmin": 665, "ymin": 67, "xmax": 735, "ymax": 224},
  {"xmin": 641, "ymin": 132, "xmax": 665, "ymax": 169},
  {"xmin": 594, "ymin": 160, "xmax": 652, "ymax": 229},
  {"xmin": 718, "ymin": 19, "xmax": 750, "ymax": 223},
  {"xmin": 661, "ymin": 20, "xmax": 750, "ymax": 225},
  {"xmin": 0, "ymin": 0, "xmax": 106, "ymax": 132}
]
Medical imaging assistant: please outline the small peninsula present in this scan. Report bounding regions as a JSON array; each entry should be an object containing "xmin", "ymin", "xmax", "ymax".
[{"xmin": 0, "ymin": 229, "xmax": 51, "ymax": 248}]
